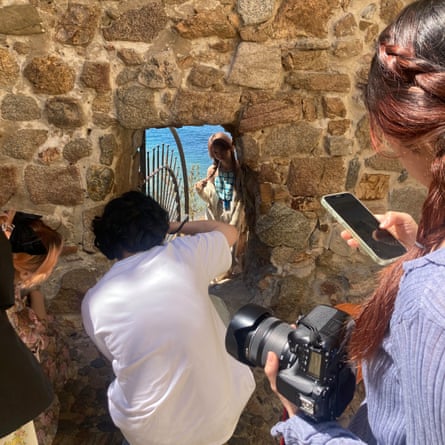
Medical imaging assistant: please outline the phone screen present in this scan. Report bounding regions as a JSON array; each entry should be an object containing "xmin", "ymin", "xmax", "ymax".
[{"xmin": 321, "ymin": 193, "xmax": 407, "ymax": 262}]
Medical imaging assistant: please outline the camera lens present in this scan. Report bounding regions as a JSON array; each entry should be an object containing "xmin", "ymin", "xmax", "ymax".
[{"xmin": 225, "ymin": 304, "xmax": 295, "ymax": 368}]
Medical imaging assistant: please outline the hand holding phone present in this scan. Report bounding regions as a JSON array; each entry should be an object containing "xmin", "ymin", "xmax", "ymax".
[{"xmin": 321, "ymin": 192, "xmax": 407, "ymax": 266}]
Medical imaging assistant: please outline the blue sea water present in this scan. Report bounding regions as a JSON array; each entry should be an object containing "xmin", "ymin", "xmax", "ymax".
[{"xmin": 145, "ymin": 124, "xmax": 226, "ymax": 180}]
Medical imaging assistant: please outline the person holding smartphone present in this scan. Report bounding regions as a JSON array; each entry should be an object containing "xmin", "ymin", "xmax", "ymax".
[{"xmin": 264, "ymin": 1, "xmax": 445, "ymax": 444}]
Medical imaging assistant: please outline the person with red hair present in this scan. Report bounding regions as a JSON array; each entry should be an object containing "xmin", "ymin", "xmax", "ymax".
[
  {"xmin": 265, "ymin": 1, "xmax": 445, "ymax": 443},
  {"xmin": 0, "ymin": 210, "xmax": 65, "ymax": 445}
]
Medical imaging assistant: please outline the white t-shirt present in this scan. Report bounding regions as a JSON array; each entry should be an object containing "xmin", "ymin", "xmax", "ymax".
[{"xmin": 82, "ymin": 231, "xmax": 255, "ymax": 445}]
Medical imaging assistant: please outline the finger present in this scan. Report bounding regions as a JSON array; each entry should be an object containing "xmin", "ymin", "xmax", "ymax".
[
  {"xmin": 377, "ymin": 211, "xmax": 395, "ymax": 229},
  {"xmin": 265, "ymin": 351, "xmax": 279, "ymax": 391},
  {"xmin": 340, "ymin": 230, "xmax": 360, "ymax": 248},
  {"xmin": 265, "ymin": 351, "xmax": 278, "ymax": 375},
  {"xmin": 347, "ymin": 238, "xmax": 359, "ymax": 247},
  {"xmin": 379, "ymin": 211, "xmax": 410, "ymax": 229},
  {"xmin": 340, "ymin": 230, "xmax": 351, "ymax": 240}
]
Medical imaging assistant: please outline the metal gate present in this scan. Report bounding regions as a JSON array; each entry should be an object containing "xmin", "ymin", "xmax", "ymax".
[{"xmin": 139, "ymin": 127, "xmax": 189, "ymax": 223}]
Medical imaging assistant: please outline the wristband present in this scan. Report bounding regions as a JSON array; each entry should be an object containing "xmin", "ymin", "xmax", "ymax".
[{"xmin": 170, "ymin": 215, "xmax": 189, "ymax": 235}]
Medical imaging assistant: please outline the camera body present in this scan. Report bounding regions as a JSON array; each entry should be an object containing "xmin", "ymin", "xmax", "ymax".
[{"xmin": 225, "ymin": 304, "xmax": 356, "ymax": 422}]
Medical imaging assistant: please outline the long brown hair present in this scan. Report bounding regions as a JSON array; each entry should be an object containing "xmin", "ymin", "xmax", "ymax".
[
  {"xmin": 349, "ymin": 0, "xmax": 445, "ymax": 361},
  {"xmin": 207, "ymin": 133, "xmax": 240, "ymax": 183}
]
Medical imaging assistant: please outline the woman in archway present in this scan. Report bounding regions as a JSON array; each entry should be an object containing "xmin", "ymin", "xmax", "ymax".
[{"xmin": 195, "ymin": 132, "xmax": 246, "ymax": 277}]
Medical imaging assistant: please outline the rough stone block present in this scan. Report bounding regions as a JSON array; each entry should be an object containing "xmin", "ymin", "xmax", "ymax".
[
  {"xmin": 282, "ymin": 49, "xmax": 329, "ymax": 71},
  {"xmin": 1, "ymin": 94, "xmax": 41, "ymax": 121},
  {"xmin": 102, "ymin": 4, "xmax": 167, "ymax": 42},
  {"xmin": 334, "ymin": 13, "xmax": 357, "ymax": 37},
  {"xmin": 0, "ymin": 5, "xmax": 43, "ymax": 35},
  {"xmin": 287, "ymin": 157, "xmax": 345, "ymax": 196},
  {"xmin": 356, "ymin": 173, "xmax": 390, "ymax": 200},
  {"xmin": 63, "ymin": 138, "xmax": 93, "ymax": 163},
  {"xmin": 86, "ymin": 165, "xmax": 114, "ymax": 202},
  {"xmin": 389, "ymin": 186, "xmax": 427, "ymax": 223},
  {"xmin": 239, "ymin": 100, "xmax": 302, "ymax": 133},
  {"xmin": 237, "ymin": 0, "xmax": 275, "ymax": 25},
  {"xmin": 227, "ymin": 42, "xmax": 282, "ymax": 90},
  {"xmin": 273, "ymin": 0, "xmax": 340, "ymax": 39},
  {"xmin": 365, "ymin": 154, "xmax": 403, "ymax": 172},
  {"xmin": 327, "ymin": 119, "xmax": 351, "ymax": 136},
  {"xmin": 263, "ymin": 122, "xmax": 323, "ymax": 158},
  {"xmin": 256, "ymin": 202, "xmax": 315, "ymax": 249},
  {"xmin": 81, "ymin": 62, "xmax": 111, "ymax": 92},
  {"xmin": 1, "ymin": 129, "xmax": 47, "ymax": 160},
  {"xmin": 174, "ymin": 6, "xmax": 236, "ymax": 39},
  {"xmin": 171, "ymin": 90, "xmax": 240, "ymax": 126},
  {"xmin": 99, "ymin": 134, "xmax": 118, "ymax": 166},
  {"xmin": 45, "ymin": 97, "xmax": 85, "ymax": 128},
  {"xmin": 326, "ymin": 135, "xmax": 353, "ymax": 156},
  {"xmin": 287, "ymin": 71, "xmax": 351, "ymax": 92},
  {"xmin": 115, "ymin": 86, "xmax": 162, "ymax": 129},
  {"xmin": 322, "ymin": 96, "xmax": 347, "ymax": 118},
  {"xmin": 24, "ymin": 56, "xmax": 75, "ymax": 95},
  {"xmin": 0, "ymin": 48, "xmax": 19, "ymax": 88},
  {"xmin": 24, "ymin": 165, "xmax": 84, "ymax": 205},
  {"xmin": 56, "ymin": 3, "xmax": 99, "ymax": 46}
]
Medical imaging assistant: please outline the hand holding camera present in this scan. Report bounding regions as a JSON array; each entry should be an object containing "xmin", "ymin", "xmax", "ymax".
[
  {"xmin": 264, "ymin": 351, "xmax": 298, "ymax": 417},
  {"xmin": 225, "ymin": 304, "xmax": 356, "ymax": 422}
]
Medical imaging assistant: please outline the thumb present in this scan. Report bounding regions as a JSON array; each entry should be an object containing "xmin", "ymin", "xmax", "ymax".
[{"xmin": 265, "ymin": 351, "xmax": 279, "ymax": 390}]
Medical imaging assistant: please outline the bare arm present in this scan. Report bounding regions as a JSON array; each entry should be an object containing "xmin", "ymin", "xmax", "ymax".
[
  {"xmin": 195, "ymin": 165, "xmax": 218, "ymax": 192},
  {"xmin": 28, "ymin": 288, "xmax": 48, "ymax": 321},
  {"xmin": 169, "ymin": 219, "xmax": 238, "ymax": 247}
]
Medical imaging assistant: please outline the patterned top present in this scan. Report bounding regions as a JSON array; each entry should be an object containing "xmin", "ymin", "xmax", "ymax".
[
  {"xmin": 214, "ymin": 169, "xmax": 235, "ymax": 211},
  {"xmin": 7, "ymin": 288, "xmax": 74, "ymax": 445}
]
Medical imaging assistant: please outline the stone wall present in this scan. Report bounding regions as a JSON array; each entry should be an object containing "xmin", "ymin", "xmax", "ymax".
[{"xmin": 0, "ymin": 0, "xmax": 425, "ymax": 443}]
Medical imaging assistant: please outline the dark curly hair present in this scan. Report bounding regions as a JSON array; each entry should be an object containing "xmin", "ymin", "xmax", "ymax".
[{"xmin": 93, "ymin": 191, "xmax": 169, "ymax": 260}]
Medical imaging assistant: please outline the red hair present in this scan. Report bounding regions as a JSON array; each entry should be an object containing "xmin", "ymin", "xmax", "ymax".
[{"xmin": 349, "ymin": 0, "xmax": 445, "ymax": 361}]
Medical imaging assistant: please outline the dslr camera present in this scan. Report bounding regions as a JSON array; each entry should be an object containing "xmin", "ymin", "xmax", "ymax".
[{"xmin": 225, "ymin": 304, "xmax": 356, "ymax": 422}]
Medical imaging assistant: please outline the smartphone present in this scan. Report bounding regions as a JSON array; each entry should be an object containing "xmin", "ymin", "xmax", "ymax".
[{"xmin": 321, "ymin": 192, "xmax": 407, "ymax": 265}]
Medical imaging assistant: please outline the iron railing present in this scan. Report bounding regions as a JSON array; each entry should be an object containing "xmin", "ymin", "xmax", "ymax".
[{"xmin": 139, "ymin": 127, "xmax": 189, "ymax": 222}]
